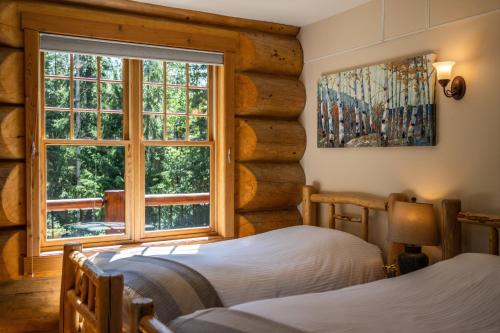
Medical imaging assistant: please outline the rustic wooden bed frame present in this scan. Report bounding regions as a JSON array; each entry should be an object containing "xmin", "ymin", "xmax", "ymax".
[
  {"xmin": 58, "ymin": 184, "xmax": 421, "ymax": 333},
  {"xmin": 60, "ymin": 196, "xmax": 500, "ymax": 333}
]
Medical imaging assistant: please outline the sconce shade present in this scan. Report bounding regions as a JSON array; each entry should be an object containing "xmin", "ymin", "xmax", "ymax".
[
  {"xmin": 433, "ymin": 61, "xmax": 455, "ymax": 81},
  {"xmin": 388, "ymin": 201, "xmax": 439, "ymax": 246}
]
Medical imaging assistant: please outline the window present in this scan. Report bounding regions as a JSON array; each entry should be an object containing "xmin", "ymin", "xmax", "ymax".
[{"xmin": 40, "ymin": 51, "xmax": 216, "ymax": 249}]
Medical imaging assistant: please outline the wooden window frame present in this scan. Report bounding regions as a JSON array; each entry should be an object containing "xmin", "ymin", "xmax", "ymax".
[{"xmin": 23, "ymin": 12, "xmax": 236, "ymax": 257}]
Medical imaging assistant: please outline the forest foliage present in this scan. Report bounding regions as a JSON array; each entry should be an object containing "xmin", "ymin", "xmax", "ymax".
[{"xmin": 44, "ymin": 52, "xmax": 210, "ymax": 240}]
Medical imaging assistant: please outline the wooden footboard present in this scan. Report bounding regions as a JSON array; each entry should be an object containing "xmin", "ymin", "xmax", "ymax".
[{"xmin": 60, "ymin": 243, "xmax": 123, "ymax": 333}]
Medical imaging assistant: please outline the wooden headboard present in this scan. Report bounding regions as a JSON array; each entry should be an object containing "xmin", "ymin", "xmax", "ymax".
[
  {"xmin": 441, "ymin": 199, "xmax": 500, "ymax": 259},
  {"xmin": 302, "ymin": 185, "xmax": 408, "ymax": 264}
]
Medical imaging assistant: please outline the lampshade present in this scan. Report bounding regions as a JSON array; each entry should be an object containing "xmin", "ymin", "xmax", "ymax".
[
  {"xmin": 433, "ymin": 61, "xmax": 455, "ymax": 81},
  {"xmin": 388, "ymin": 201, "xmax": 439, "ymax": 246}
]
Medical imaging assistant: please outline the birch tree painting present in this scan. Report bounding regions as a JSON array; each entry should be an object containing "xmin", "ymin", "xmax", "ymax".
[{"xmin": 317, "ymin": 53, "xmax": 436, "ymax": 148}]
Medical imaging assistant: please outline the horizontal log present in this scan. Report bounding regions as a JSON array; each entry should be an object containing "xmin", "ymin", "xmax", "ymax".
[
  {"xmin": 0, "ymin": 106, "xmax": 25, "ymax": 159},
  {"xmin": 0, "ymin": 47, "xmax": 24, "ymax": 104},
  {"xmin": 237, "ymin": 209, "xmax": 301, "ymax": 237},
  {"xmin": 235, "ymin": 73, "xmax": 306, "ymax": 118},
  {"xmin": 46, "ymin": 198, "xmax": 104, "ymax": 212},
  {"xmin": 236, "ymin": 162, "xmax": 305, "ymax": 211},
  {"xmin": 0, "ymin": 163, "xmax": 26, "ymax": 227},
  {"xmin": 458, "ymin": 211, "xmax": 500, "ymax": 228},
  {"xmin": 236, "ymin": 118, "xmax": 305, "ymax": 162},
  {"xmin": 145, "ymin": 193, "xmax": 210, "ymax": 206},
  {"xmin": 238, "ymin": 33, "xmax": 303, "ymax": 76},
  {"xmin": 0, "ymin": 1, "xmax": 23, "ymax": 47},
  {"xmin": 47, "ymin": 0, "xmax": 299, "ymax": 36},
  {"xmin": 310, "ymin": 192, "xmax": 388, "ymax": 211},
  {"xmin": 0, "ymin": 229, "xmax": 26, "ymax": 280}
]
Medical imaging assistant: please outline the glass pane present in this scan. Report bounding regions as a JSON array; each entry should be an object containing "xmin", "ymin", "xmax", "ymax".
[
  {"xmin": 101, "ymin": 57, "xmax": 123, "ymax": 81},
  {"xmin": 45, "ymin": 78, "xmax": 70, "ymax": 108},
  {"xmin": 166, "ymin": 116, "xmax": 186, "ymax": 140},
  {"xmin": 143, "ymin": 85, "xmax": 164, "ymax": 112},
  {"xmin": 189, "ymin": 64, "xmax": 208, "ymax": 87},
  {"xmin": 189, "ymin": 88, "xmax": 208, "ymax": 115},
  {"xmin": 46, "ymin": 145, "xmax": 125, "ymax": 240},
  {"xmin": 143, "ymin": 60, "xmax": 163, "ymax": 83},
  {"xmin": 74, "ymin": 112, "xmax": 97, "ymax": 140},
  {"xmin": 101, "ymin": 82, "xmax": 123, "ymax": 111},
  {"xmin": 74, "ymin": 80, "xmax": 97, "ymax": 110},
  {"xmin": 189, "ymin": 116, "xmax": 208, "ymax": 141},
  {"xmin": 73, "ymin": 54, "xmax": 97, "ymax": 78},
  {"xmin": 145, "ymin": 205, "xmax": 209, "ymax": 232},
  {"xmin": 166, "ymin": 62, "xmax": 186, "ymax": 85},
  {"xmin": 166, "ymin": 87, "xmax": 186, "ymax": 114},
  {"xmin": 143, "ymin": 114, "xmax": 164, "ymax": 140},
  {"xmin": 102, "ymin": 113, "xmax": 123, "ymax": 140},
  {"xmin": 44, "ymin": 52, "xmax": 70, "ymax": 77},
  {"xmin": 45, "ymin": 110, "xmax": 70, "ymax": 139},
  {"xmin": 144, "ymin": 146, "xmax": 210, "ymax": 231}
]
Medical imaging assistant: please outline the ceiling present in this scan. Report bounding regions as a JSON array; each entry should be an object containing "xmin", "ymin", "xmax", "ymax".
[{"xmin": 132, "ymin": 0, "xmax": 372, "ymax": 27}]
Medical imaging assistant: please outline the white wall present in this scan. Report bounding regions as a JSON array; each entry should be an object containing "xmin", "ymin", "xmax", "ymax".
[{"xmin": 299, "ymin": 0, "xmax": 500, "ymax": 259}]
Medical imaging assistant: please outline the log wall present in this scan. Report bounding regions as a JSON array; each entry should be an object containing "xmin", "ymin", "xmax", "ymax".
[
  {"xmin": 234, "ymin": 31, "xmax": 305, "ymax": 236},
  {"xmin": 0, "ymin": 1, "xmax": 304, "ymax": 330}
]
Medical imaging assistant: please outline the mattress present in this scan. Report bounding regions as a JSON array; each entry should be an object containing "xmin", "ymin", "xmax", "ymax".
[
  {"xmin": 93, "ymin": 225, "xmax": 385, "ymax": 307},
  {"xmin": 231, "ymin": 253, "xmax": 500, "ymax": 333}
]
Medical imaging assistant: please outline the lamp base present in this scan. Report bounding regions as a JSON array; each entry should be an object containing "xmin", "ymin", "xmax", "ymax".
[{"xmin": 398, "ymin": 245, "xmax": 429, "ymax": 275}]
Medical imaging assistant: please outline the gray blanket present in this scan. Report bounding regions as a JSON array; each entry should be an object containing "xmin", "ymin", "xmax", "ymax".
[
  {"xmin": 95, "ymin": 254, "xmax": 223, "ymax": 324},
  {"xmin": 169, "ymin": 308, "xmax": 306, "ymax": 333}
]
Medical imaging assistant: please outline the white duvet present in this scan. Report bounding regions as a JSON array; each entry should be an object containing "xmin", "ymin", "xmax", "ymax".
[
  {"xmin": 233, "ymin": 253, "xmax": 500, "ymax": 333},
  {"xmin": 94, "ymin": 225, "xmax": 384, "ymax": 306}
]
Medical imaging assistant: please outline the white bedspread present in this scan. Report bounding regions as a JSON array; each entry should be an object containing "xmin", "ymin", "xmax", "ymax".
[
  {"xmin": 93, "ymin": 225, "xmax": 384, "ymax": 306},
  {"xmin": 233, "ymin": 253, "xmax": 500, "ymax": 333}
]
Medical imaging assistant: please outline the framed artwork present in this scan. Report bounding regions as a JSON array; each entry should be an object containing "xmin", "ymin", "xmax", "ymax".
[{"xmin": 317, "ymin": 53, "xmax": 436, "ymax": 148}]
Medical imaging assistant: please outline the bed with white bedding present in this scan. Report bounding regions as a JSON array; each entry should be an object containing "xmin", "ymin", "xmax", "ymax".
[
  {"xmin": 93, "ymin": 225, "xmax": 385, "ymax": 323},
  {"xmin": 59, "ymin": 187, "xmax": 406, "ymax": 333},
  {"xmin": 169, "ymin": 253, "xmax": 500, "ymax": 333}
]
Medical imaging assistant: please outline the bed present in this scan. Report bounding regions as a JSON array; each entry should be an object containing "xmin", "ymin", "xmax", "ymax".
[
  {"xmin": 141, "ymin": 198, "xmax": 500, "ymax": 333},
  {"xmin": 58, "ymin": 185, "xmax": 408, "ymax": 333}
]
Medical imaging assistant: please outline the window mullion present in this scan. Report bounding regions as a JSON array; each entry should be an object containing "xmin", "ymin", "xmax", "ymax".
[
  {"xmin": 129, "ymin": 59, "xmax": 144, "ymax": 242},
  {"xmin": 69, "ymin": 54, "xmax": 75, "ymax": 140}
]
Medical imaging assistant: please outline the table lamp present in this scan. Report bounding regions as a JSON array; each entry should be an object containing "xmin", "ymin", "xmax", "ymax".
[{"xmin": 388, "ymin": 201, "xmax": 439, "ymax": 274}]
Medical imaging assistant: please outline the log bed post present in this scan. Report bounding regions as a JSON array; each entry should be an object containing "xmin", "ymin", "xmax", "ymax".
[
  {"xmin": 60, "ymin": 243, "xmax": 82, "ymax": 333},
  {"xmin": 302, "ymin": 185, "xmax": 318, "ymax": 226},
  {"xmin": 360, "ymin": 207, "xmax": 369, "ymax": 241},
  {"xmin": 441, "ymin": 199, "xmax": 462, "ymax": 260},
  {"xmin": 328, "ymin": 204, "xmax": 336, "ymax": 229}
]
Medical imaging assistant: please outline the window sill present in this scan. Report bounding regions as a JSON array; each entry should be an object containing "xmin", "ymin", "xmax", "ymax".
[{"xmin": 24, "ymin": 235, "xmax": 228, "ymax": 278}]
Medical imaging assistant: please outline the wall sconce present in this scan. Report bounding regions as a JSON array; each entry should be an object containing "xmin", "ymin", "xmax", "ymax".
[{"xmin": 432, "ymin": 61, "xmax": 466, "ymax": 100}]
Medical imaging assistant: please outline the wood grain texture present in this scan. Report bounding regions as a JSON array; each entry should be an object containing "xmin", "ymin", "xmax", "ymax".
[
  {"xmin": 22, "ymin": 11, "xmax": 238, "ymax": 53},
  {"xmin": 0, "ymin": 0, "xmax": 23, "ymax": 47},
  {"xmin": 0, "ymin": 106, "xmax": 25, "ymax": 159},
  {"xmin": 310, "ymin": 192, "xmax": 388, "ymax": 211},
  {"xmin": 301, "ymin": 185, "xmax": 318, "ymax": 226},
  {"xmin": 46, "ymin": 0, "xmax": 299, "ymax": 36},
  {"xmin": 238, "ymin": 33, "xmax": 303, "ymax": 76},
  {"xmin": 237, "ymin": 209, "xmax": 301, "ymax": 237},
  {"xmin": 0, "ymin": 163, "xmax": 26, "ymax": 227},
  {"xmin": 0, "ymin": 47, "xmax": 24, "ymax": 104},
  {"xmin": 236, "ymin": 118, "xmax": 306, "ymax": 162},
  {"xmin": 236, "ymin": 162, "xmax": 305, "ymax": 211},
  {"xmin": 235, "ymin": 73, "xmax": 305, "ymax": 118},
  {"xmin": 0, "ymin": 229, "xmax": 26, "ymax": 280},
  {"xmin": 441, "ymin": 199, "xmax": 462, "ymax": 260},
  {"xmin": 0, "ymin": 277, "xmax": 60, "ymax": 333}
]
